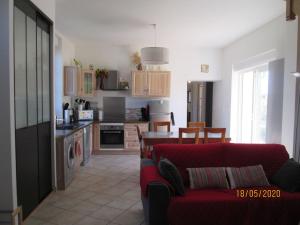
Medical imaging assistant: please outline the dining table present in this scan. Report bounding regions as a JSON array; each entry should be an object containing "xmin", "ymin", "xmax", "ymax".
[{"xmin": 141, "ymin": 131, "xmax": 231, "ymax": 148}]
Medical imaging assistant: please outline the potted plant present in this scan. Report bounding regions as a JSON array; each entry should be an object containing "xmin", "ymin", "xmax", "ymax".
[
  {"xmin": 95, "ymin": 68, "xmax": 109, "ymax": 89},
  {"xmin": 132, "ymin": 52, "xmax": 142, "ymax": 70}
]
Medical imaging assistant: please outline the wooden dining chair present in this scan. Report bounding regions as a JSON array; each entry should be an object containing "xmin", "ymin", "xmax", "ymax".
[
  {"xmin": 136, "ymin": 125, "xmax": 149, "ymax": 158},
  {"xmin": 153, "ymin": 121, "xmax": 171, "ymax": 132},
  {"xmin": 204, "ymin": 128, "xmax": 226, "ymax": 143},
  {"xmin": 179, "ymin": 127, "xmax": 200, "ymax": 144},
  {"xmin": 188, "ymin": 121, "xmax": 206, "ymax": 131}
]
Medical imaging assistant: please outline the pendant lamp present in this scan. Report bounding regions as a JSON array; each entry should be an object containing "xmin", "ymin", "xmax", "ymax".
[{"xmin": 141, "ymin": 24, "xmax": 169, "ymax": 65}]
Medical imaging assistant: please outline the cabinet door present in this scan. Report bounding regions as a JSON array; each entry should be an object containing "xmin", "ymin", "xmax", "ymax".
[
  {"xmin": 148, "ymin": 71, "xmax": 171, "ymax": 97},
  {"xmin": 89, "ymin": 124, "xmax": 93, "ymax": 154},
  {"xmin": 93, "ymin": 123, "xmax": 100, "ymax": 152},
  {"xmin": 132, "ymin": 71, "xmax": 148, "ymax": 96},
  {"xmin": 80, "ymin": 70, "xmax": 95, "ymax": 97},
  {"xmin": 64, "ymin": 66, "xmax": 77, "ymax": 96}
]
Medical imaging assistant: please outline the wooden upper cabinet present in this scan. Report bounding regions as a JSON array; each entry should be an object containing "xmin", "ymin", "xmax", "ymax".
[
  {"xmin": 64, "ymin": 66, "xmax": 78, "ymax": 96},
  {"xmin": 131, "ymin": 71, "xmax": 171, "ymax": 97},
  {"xmin": 64, "ymin": 67, "xmax": 96, "ymax": 97},
  {"xmin": 132, "ymin": 71, "xmax": 148, "ymax": 96},
  {"xmin": 147, "ymin": 71, "xmax": 170, "ymax": 97},
  {"xmin": 78, "ymin": 70, "xmax": 96, "ymax": 97}
]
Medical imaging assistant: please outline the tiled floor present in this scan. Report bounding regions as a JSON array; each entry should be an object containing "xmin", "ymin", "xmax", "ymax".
[{"xmin": 25, "ymin": 155, "xmax": 145, "ymax": 225}]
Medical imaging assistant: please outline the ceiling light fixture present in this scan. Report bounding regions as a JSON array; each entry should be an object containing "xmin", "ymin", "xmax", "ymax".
[{"xmin": 141, "ymin": 24, "xmax": 169, "ymax": 65}]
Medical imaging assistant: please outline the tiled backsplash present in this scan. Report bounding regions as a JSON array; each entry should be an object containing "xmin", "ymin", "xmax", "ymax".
[{"xmin": 126, "ymin": 108, "xmax": 142, "ymax": 121}]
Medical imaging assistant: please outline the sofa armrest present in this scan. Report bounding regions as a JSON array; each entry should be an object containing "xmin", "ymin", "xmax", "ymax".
[
  {"xmin": 140, "ymin": 163, "xmax": 172, "ymax": 225},
  {"xmin": 142, "ymin": 182, "xmax": 171, "ymax": 225},
  {"xmin": 140, "ymin": 164, "xmax": 173, "ymax": 197}
]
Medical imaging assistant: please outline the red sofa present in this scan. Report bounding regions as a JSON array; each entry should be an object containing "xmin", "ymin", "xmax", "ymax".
[{"xmin": 140, "ymin": 143, "xmax": 300, "ymax": 225}]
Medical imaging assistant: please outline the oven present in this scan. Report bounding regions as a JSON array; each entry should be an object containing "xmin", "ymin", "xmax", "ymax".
[{"xmin": 100, "ymin": 123, "xmax": 124, "ymax": 149}]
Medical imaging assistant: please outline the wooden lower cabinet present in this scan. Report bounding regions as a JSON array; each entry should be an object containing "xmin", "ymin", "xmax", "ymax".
[
  {"xmin": 124, "ymin": 123, "xmax": 149, "ymax": 150},
  {"xmin": 93, "ymin": 123, "xmax": 100, "ymax": 152}
]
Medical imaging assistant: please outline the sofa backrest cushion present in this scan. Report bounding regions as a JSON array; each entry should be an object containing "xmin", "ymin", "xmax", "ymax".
[
  {"xmin": 223, "ymin": 144, "xmax": 289, "ymax": 178},
  {"xmin": 153, "ymin": 143, "xmax": 289, "ymax": 185},
  {"xmin": 154, "ymin": 144, "xmax": 226, "ymax": 185}
]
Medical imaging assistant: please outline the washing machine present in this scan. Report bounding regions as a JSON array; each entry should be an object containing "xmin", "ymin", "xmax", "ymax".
[{"xmin": 56, "ymin": 134, "xmax": 75, "ymax": 190}]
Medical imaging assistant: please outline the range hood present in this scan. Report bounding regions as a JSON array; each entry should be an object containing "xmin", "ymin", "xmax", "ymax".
[{"xmin": 101, "ymin": 70, "xmax": 119, "ymax": 90}]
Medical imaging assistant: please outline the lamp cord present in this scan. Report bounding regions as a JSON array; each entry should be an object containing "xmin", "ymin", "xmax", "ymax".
[{"xmin": 153, "ymin": 24, "xmax": 157, "ymax": 47}]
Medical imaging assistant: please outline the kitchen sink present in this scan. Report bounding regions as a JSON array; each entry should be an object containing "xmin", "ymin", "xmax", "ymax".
[{"xmin": 56, "ymin": 123, "xmax": 83, "ymax": 130}]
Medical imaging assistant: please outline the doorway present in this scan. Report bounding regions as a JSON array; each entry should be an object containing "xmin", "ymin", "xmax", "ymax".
[{"xmin": 187, "ymin": 82, "xmax": 213, "ymax": 127}]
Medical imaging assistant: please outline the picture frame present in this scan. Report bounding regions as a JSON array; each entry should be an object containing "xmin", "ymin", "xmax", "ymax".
[{"xmin": 201, "ymin": 64, "xmax": 209, "ymax": 73}]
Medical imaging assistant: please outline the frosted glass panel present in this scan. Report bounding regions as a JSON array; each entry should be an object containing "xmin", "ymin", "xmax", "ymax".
[
  {"xmin": 84, "ymin": 73, "xmax": 92, "ymax": 94},
  {"xmin": 14, "ymin": 7, "xmax": 27, "ymax": 129},
  {"xmin": 27, "ymin": 17, "xmax": 37, "ymax": 126},
  {"xmin": 37, "ymin": 27, "xmax": 43, "ymax": 123},
  {"xmin": 42, "ymin": 31, "xmax": 50, "ymax": 122}
]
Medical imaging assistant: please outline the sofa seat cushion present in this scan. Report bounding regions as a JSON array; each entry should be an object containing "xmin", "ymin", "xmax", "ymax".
[{"xmin": 167, "ymin": 188, "xmax": 300, "ymax": 225}]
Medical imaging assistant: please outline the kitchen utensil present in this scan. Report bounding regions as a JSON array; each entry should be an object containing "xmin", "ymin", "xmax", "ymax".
[
  {"xmin": 85, "ymin": 101, "xmax": 90, "ymax": 110},
  {"xmin": 63, "ymin": 103, "xmax": 69, "ymax": 110},
  {"xmin": 64, "ymin": 109, "xmax": 72, "ymax": 124}
]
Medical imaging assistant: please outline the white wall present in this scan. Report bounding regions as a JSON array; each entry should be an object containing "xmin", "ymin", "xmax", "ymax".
[
  {"xmin": 213, "ymin": 15, "xmax": 298, "ymax": 155},
  {"xmin": 74, "ymin": 42, "xmax": 221, "ymax": 129},
  {"xmin": 30, "ymin": 0, "xmax": 55, "ymax": 21},
  {"xmin": 55, "ymin": 31, "xmax": 76, "ymax": 117},
  {"xmin": 0, "ymin": 1, "xmax": 17, "ymax": 222},
  {"xmin": 282, "ymin": 18, "xmax": 298, "ymax": 155}
]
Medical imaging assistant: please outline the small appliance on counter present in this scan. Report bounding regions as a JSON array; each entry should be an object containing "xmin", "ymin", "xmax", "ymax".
[{"xmin": 77, "ymin": 110, "xmax": 94, "ymax": 121}]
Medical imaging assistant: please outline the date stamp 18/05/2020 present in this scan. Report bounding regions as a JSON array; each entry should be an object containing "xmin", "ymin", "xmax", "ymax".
[{"xmin": 236, "ymin": 189, "xmax": 281, "ymax": 198}]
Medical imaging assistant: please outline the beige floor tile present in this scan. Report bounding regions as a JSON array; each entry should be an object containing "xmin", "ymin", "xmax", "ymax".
[
  {"xmin": 50, "ymin": 210, "xmax": 85, "ymax": 225},
  {"xmin": 24, "ymin": 217, "xmax": 46, "ymax": 225},
  {"xmin": 107, "ymin": 198, "xmax": 138, "ymax": 210},
  {"xmin": 69, "ymin": 190, "xmax": 97, "ymax": 201},
  {"xmin": 69, "ymin": 201, "xmax": 101, "ymax": 216},
  {"xmin": 102, "ymin": 187, "xmax": 130, "ymax": 197},
  {"xmin": 90, "ymin": 206, "xmax": 124, "ymax": 221},
  {"xmin": 112, "ymin": 209, "xmax": 144, "ymax": 225},
  {"xmin": 27, "ymin": 155, "xmax": 144, "ymax": 225},
  {"xmin": 74, "ymin": 216, "xmax": 109, "ymax": 225},
  {"xmin": 121, "ymin": 190, "xmax": 140, "ymax": 200},
  {"xmin": 51, "ymin": 196, "xmax": 82, "ymax": 210},
  {"xmin": 31, "ymin": 204, "xmax": 64, "ymax": 221},
  {"xmin": 88, "ymin": 194, "xmax": 117, "ymax": 206}
]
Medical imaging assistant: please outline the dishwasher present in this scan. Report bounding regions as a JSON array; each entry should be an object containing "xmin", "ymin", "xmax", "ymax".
[{"xmin": 82, "ymin": 125, "xmax": 92, "ymax": 166}]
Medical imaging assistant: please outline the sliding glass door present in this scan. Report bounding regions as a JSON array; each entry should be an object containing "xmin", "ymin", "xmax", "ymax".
[
  {"xmin": 231, "ymin": 64, "xmax": 269, "ymax": 143},
  {"xmin": 14, "ymin": 0, "xmax": 52, "ymax": 219}
]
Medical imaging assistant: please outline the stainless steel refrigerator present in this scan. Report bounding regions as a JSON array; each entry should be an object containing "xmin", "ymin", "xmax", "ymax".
[
  {"xmin": 187, "ymin": 82, "xmax": 213, "ymax": 127},
  {"xmin": 149, "ymin": 100, "xmax": 171, "ymax": 131}
]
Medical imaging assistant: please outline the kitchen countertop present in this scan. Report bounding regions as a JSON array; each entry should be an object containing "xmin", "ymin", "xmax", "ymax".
[
  {"xmin": 96, "ymin": 120, "xmax": 149, "ymax": 124},
  {"xmin": 56, "ymin": 120, "xmax": 149, "ymax": 139},
  {"xmin": 56, "ymin": 121, "xmax": 94, "ymax": 139},
  {"xmin": 124, "ymin": 120, "xmax": 149, "ymax": 124}
]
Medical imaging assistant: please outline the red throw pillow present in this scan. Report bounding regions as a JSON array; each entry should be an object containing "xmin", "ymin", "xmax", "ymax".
[
  {"xmin": 187, "ymin": 167, "xmax": 229, "ymax": 189},
  {"xmin": 226, "ymin": 165, "xmax": 270, "ymax": 189}
]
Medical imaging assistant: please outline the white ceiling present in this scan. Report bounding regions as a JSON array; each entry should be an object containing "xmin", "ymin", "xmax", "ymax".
[{"xmin": 55, "ymin": 0, "xmax": 285, "ymax": 48}]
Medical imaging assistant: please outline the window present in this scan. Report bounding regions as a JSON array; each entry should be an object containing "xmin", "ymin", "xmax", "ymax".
[{"xmin": 231, "ymin": 64, "xmax": 268, "ymax": 143}]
